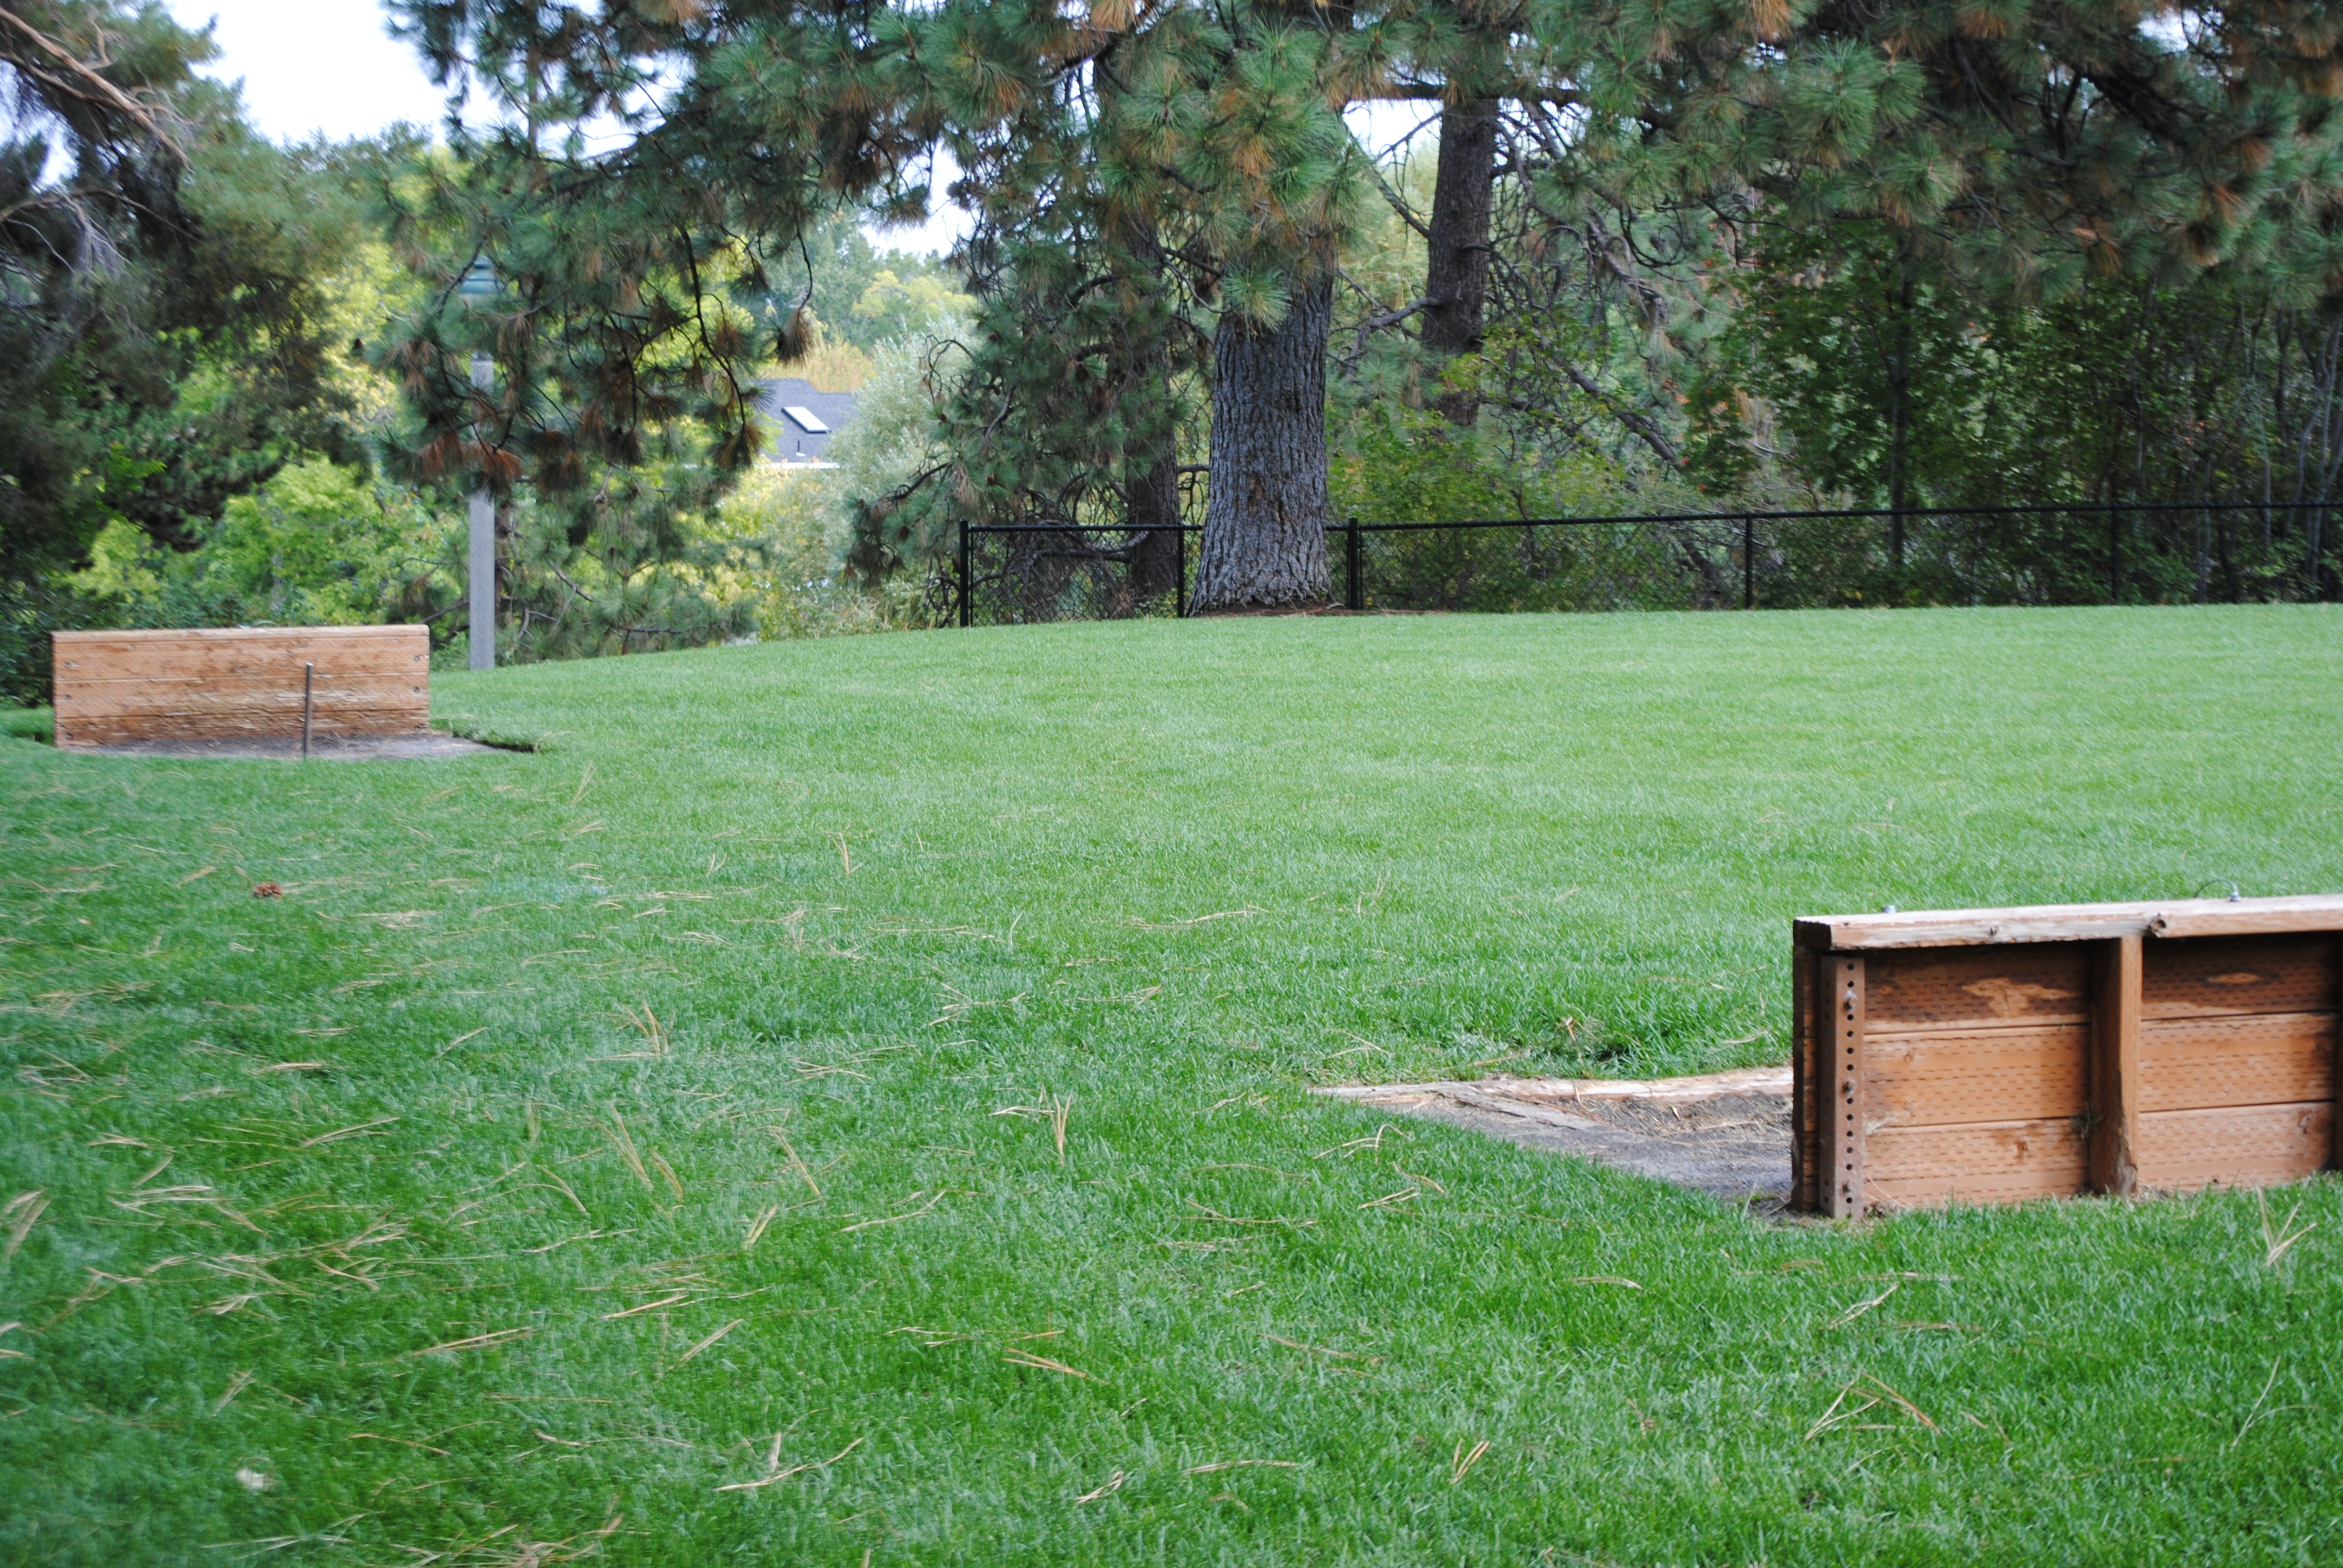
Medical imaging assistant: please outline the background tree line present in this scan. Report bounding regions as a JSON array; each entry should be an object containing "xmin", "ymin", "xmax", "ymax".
[{"xmin": 5, "ymin": 0, "xmax": 2342, "ymax": 702}]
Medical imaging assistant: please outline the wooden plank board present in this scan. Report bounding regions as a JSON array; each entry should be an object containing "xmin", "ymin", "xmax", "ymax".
[
  {"xmin": 2138, "ymin": 1013, "xmax": 2335, "ymax": 1111},
  {"xmin": 1821, "ymin": 955, "xmax": 1864, "ymax": 1218},
  {"xmin": 1860, "ymin": 1026, "xmax": 2086, "ymax": 1130},
  {"xmin": 1864, "ymin": 946, "xmax": 2091, "ymax": 1033},
  {"xmin": 2134, "ymin": 1103, "xmax": 2333, "ymax": 1192},
  {"xmin": 1792, "ymin": 947, "xmax": 1818, "ymax": 1212},
  {"xmin": 2088, "ymin": 935, "xmax": 2143, "ymax": 1196},
  {"xmin": 1864, "ymin": 1117, "xmax": 2086, "ymax": 1205},
  {"xmin": 1795, "ymin": 895, "xmax": 2343, "ymax": 952},
  {"xmin": 2141, "ymin": 935, "xmax": 2338, "ymax": 1019},
  {"xmin": 53, "ymin": 625, "xmax": 429, "ymax": 746}
]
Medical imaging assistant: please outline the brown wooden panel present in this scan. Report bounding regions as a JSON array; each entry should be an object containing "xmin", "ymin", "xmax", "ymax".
[
  {"xmin": 1864, "ymin": 1117, "xmax": 2086, "ymax": 1205},
  {"xmin": 53, "ymin": 626, "xmax": 429, "ymax": 746},
  {"xmin": 1861, "ymin": 1026, "xmax": 2086, "ymax": 1130},
  {"xmin": 2088, "ymin": 935, "xmax": 2144, "ymax": 1196},
  {"xmin": 2142, "ymin": 935, "xmax": 2338, "ymax": 1019},
  {"xmin": 1863, "ymin": 946, "xmax": 2091, "ymax": 1033},
  {"xmin": 2137, "ymin": 1013, "xmax": 2334, "ymax": 1111},
  {"xmin": 1792, "ymin": 947, "xmax": 1818, "ymax": 1211},
  {"xmin": 1821, "ymin": 955, "xmax": 1864, "ymax": 1218},
  {"xmin": 2134, "ymin": 1103, "xmax": 2333, "ymax": 1192}
]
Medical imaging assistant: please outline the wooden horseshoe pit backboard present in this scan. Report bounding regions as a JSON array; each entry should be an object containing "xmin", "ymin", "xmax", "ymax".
[{"xmin": 1792, "ymin": 895, "xmax": 2343, "ymax": 1214}]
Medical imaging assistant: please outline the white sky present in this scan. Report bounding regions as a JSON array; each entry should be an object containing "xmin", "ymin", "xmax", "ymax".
[{"xmin": 162, "ymin": 0, "xmax": 1434, "ymax": 256}]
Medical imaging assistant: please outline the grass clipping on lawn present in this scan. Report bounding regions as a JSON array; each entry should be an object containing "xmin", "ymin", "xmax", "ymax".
[{"xmin": 1, "ymin": 606, "xmax": 2340, "ymax": 1566}]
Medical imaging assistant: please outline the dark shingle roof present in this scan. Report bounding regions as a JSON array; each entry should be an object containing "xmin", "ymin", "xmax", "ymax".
[{"xmin": 754, "ymin": 378, "xmax": 860, "ymax": 463}]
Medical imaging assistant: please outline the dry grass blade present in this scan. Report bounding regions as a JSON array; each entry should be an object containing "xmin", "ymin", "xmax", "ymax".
[
  {"xmin": 3, "ymin": 1189, "xmax": 49, "ymax": 1260},
  {"xmin": 1185, "ymin": 1459, "xmax": 1300, "ymax": 1474},
  {"xmin": 1567, "ymin": 1275, "xmax": 1640, "ymax": 1290},
  {"xmin": 300, "ymin": 1117, "xmax": 398, "ymax": 1149},
  {"xmin": 605, "ymin": 1105, "xmax": 653, "ymax": 1190},
  {"xmin": 615, "ymin": 1003, "xmax": 668, "ymax": 1058},
  {"xmin": 837, "ymin": 1191, "xmax": 945, "ymax": 1233},
  {"xmin": 676, "ymin": 1319, "xmax": 745, "ymax": 1366},
  {"xmin": 1073, "ymin": 1469, "xmax": 1126, "ymax": 1504},
  {"xmin": 411, "ymin": 1327, "xmax": 534, "ymax": 1357},
  {"xmin": 2258, "ymin": 1189, "xmax": 2316, "ymax": 1268},
  {"xmin": 716, "ymin": 1434, "xmax": 863, "ymax": 1493},
  {"xmin": 650, "ymin": 1152, "xmax": 685, "ymax": 1203},
  {"xmin": 1806, "ymin": 1370, "xmax": 1937, "ymax": 1441},
  {"xmin": 1185, "ymin": 1200, "xmax": 1316, "ymax": 1230},
  {"xmin": 764, "ymin": 1127, "xmax": 821, "ymax": 1196},
  {"xmin": 1262, "ymin": 1333, "xmax": 1378, "ymax": 1363},
  {"xmin": 1449, "ymin": 1438, "xmax": 1491, "ymax": 1485},
  {"xmin": 601, "ymin": 1291, "xmax": 692, "ymax": 1321},
  {"xmin": 211, "ymin": 1370, "xmax": 254, "ymax": 1413},
  {"xmin": 742, "ymin": 1204, "xmax": 781, "ymax": 1252},
  {"xmin": 1826, "ymin": 1281, "xmax": 1900, "ymax": 1328},
  {"xmin": 434, "ymin": 1026, "xmax": 489, "ymax": 1060},
  {"xmin": 1003, "ymin": 1348, "xmax": 1099, "ymax": 1381}
]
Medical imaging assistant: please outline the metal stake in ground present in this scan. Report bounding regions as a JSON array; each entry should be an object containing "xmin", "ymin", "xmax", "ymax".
[{"xmin": 301, "ymin": 662, "xmax": 315, "ymax": 759}]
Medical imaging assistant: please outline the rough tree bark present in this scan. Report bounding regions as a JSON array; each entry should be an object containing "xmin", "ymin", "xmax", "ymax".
[
  {"xmin": 1421, "ymin": 97, "xmax": 1499, "ymax": 425},
  {"xmin": 1126, "ymin": 439, "xmax": 1182, "ymax": 603},
  {"xmin": 1189, "ymin": 274, "xmax": 1335, "ymax": 611}
]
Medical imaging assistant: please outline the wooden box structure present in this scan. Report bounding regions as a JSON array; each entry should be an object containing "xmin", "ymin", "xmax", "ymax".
[
  {"xmin": 52, "ymin": 626, "xmax": 430, "ymax": 749},
  {"xmin": 1792, "ymin": 896, "xmax": 2343, "ymax": 1214}
]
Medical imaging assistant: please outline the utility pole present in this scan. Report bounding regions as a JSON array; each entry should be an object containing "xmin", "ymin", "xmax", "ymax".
[{"xmin": 457, "ymin": 256, "xmax": 501, "ymax": 670}]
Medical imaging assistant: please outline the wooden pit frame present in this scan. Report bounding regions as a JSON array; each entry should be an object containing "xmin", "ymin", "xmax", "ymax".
[
  {"xmin": 1791, "ymin": 895, "xmax": 2343, "ymax": 1214},
  {"xmin": 51, "ymin": 626, "xmax": 430, "ymax": 749}
]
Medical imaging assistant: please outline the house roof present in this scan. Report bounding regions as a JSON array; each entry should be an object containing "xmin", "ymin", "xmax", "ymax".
[{"xmin": 754, "ymin": 378, "xmax": 859, "ymax": 464}]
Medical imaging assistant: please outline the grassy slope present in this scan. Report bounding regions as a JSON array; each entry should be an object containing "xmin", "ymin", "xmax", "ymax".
[{"xmin": 3, "ymin": 607, "xmax": 2341, "ymax": 1567}]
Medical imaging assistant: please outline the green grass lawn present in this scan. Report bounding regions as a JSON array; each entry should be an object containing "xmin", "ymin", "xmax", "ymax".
[{"xmin": 5, "ymin": 606, "xmax": 2342, "ymax": 1567}]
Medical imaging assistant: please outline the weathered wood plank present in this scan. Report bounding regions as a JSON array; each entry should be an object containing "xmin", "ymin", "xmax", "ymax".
[
  {"xmin": 2141, "ymin": 934, "xmax": 2338, "ymax": 1019},
  {"xmin": 1821, "ymin": 955, "xmax": 1865, "ymax": 1218},
  {"xmin": 2138, "ymin": 1013, "xmax": 2335, "ymax": 1111},
  {"xmin": 1864, "ymin": 1117, "xmax": 2086, "ymax": 1204},
  {"xmin": 2134, "ymin": 1102, "xmax": 2333, "ymax": 1192},
  {"xmin": 1861, "ymin": 1026, "xmax": 2087, "ymax": 1131},
  {"xmin": 1795, "ymin": 895, "xmax": 2343, "ymax": 952},
  {"xmin": 52, "ymin": 625, "xmax": 429, "ymax": 746},
  {"xmin": 1863, "ymin": 947, "xmax": 2092, "ymax": 1032},
  {"xmin": 2088, "ymin": 935, "xmax": 2143, "ymax": 1196},
  {"xmin": 1792, "ymin": 946, "xmax": 1817, "ymax": 1212}
]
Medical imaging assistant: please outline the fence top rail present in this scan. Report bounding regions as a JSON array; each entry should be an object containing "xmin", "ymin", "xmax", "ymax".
[{"xmin": 963, "ymin": 497, "xmax": 2336, "ymax": 538}]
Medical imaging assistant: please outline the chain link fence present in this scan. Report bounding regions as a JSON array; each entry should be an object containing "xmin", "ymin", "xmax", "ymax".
[{"xmin": 958, "ymin": 503, "xmax": 2341, "ymax": 626}]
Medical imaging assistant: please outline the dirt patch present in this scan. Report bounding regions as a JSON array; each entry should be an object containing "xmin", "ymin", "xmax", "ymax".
[
  {"xmin": 61, "ymin": 733, "xmax": 500, "ymax": 762},
  {"xmin": 1316, "ymin": 1067, "xmax": 1793, "ymax": 1214}
]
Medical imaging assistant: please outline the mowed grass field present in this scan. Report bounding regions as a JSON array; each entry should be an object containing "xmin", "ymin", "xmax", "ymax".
[{"xmin": 4, "ymin": 607, "xmax": 2342, "ymax": 1567}]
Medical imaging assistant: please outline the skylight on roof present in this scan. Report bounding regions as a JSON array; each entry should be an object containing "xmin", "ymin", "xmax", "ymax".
[{"xmin": 784, "ymin": 405, "xmax": 831, "ymax": 433}]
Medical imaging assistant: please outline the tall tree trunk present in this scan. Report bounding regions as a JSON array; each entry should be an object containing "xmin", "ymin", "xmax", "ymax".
[
  {"xmin": 1422, "ymin": 97, "xmax": 1498, "ymax": 425},
  {"xmin": 1190, "ymin": 275, "xmax": 1334, "ymax": 612},
  {"xmin": 1886, "ymin": 267, "xmax": 1914, "ymax": 569},
  {"xmin": 1126, "ymin": 437, "xmax": 1182, "ymax": 604}
]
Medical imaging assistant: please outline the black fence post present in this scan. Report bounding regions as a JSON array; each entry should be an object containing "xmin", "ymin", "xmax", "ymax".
[
  {"xmin": 1175, "ymin": 526, "xmax": 1187, "ymax": 618},
  {"xmin": 1345, "ymin": 517, "xmax": 1363, "ymax": 611},
  {"xmin": 2108, "ymin": 508, "xmax": 2123, "ymax": 604},
  {"xmin": 1742, "ymin": 514, "xmax": 1755, "ymax": 610},
  {"xmin": 957, "ymin": 520, "xmax": 971, "ymax": 629}
]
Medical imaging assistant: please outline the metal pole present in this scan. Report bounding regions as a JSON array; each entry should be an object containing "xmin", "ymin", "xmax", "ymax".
[
  {"xmin": 1345, "ymin": 517, "xmax": 1362, "ymax": 611},
  {"xmin": 1742, "ymin": 514, "xmax": 1755, "ymax": 610},
  {"xmin": 957, "ymin": 520, "xmax": 971, "ymax": 627},
  {"xmin": 2109, "ymin": 508, "xmax": 2123, "ymax": 604},
  {"xmin": 1175, "ymin": 526, "xmax": 1187, "ymax": 619},
  {"xmin": 468, "ymin": 351, "xmax": 496, "ymax": 671},
  {"xmin": 301, "ymin": 662, "xmax": 314, "ymax": 760}
]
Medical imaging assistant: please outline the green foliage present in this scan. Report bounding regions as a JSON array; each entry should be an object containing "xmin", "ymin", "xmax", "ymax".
[
  {"xmin": 7, "ymin": 610, "xmax": 2343, "ymax": 1563},
  {"xmin": 60, "ymin": 459, "xmax": 460, "ymax": 634}
]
